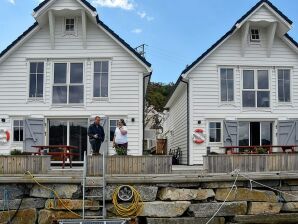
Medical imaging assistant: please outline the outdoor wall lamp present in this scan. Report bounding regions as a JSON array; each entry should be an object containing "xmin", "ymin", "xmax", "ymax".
[{"xmin": 131, "ymin": 118, "xmax": 135, "ymax": 122}]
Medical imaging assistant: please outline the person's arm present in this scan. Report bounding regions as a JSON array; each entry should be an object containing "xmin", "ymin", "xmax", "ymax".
[
  {"xmin": 87, "ymin": 125, "xmax": 93, "ymax": 138},
  {"xmin": 120, "ymin": 126, "xmax": 127, "ymax": 135}
]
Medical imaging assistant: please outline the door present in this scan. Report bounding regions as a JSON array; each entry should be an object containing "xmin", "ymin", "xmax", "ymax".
[
  {"xmin": 23, "ymin": 118, "xmax": 44, "ymax": 151},
  {"xmin": 223, "ymin": 120, "xmax": 238, "ymax": 146},
  {"xmin": 277, "ymin": 120, "xmax": 298, "ymax": 145}
]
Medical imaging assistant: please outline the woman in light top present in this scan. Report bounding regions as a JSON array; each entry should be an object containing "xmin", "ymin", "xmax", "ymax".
[{"xmin": 113, "ymin": 119, "xmax": 128, "ymax": 153}]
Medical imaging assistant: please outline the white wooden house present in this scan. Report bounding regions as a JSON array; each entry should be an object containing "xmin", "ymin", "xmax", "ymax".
[
  {"xmin": 164, "ymin": 0, "xmax": 298, "ymax": 165},
  {"xmin": 0, "ymin": 0, "xmax": 152, "ymax": 161}
]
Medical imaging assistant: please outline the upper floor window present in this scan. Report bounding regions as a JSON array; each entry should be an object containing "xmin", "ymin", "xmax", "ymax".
[
  {"xmin": 209, "ymin": 122, "xmax": 221, "ymax": 143},
  {"xmin": 93, "ymin": 61, "xmax": 109, "ymax": 98},
  {"xmin": 278, "ymin": 69, "xmax": 291, "ymax": 103},
  {"xmin": 29, "ymin": 62, "xmax": 44, "ymax": 98},
  {"xmin": 52, "ymin": 62, "xmax": 84, "ymax": 104},
  {"xmin": 220, "ymin": 68, "xmax": 234, "ymax": 102},
  {"xmin": 250, "ymin": 29, "xmax": 260, "ymax": 42},
  {"xmin": 13, "ymin": 120, "xmax": 23, "ymax": 142},
  {"xmin": 242, "ymin": 69, "xmax": 270, "ymax": 108},
  {"xmin": 65, "ymin": 18, "xmax": 75, "ymax": 32}
]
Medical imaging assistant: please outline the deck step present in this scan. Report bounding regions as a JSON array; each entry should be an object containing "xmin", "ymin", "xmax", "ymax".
[
  {"xmin": 85, "ymin": 177, "xmax": 104, "ymax": 186},
  {"xmin": 85, "ymin": 185, "xmax": 103, "ymax": 188}
]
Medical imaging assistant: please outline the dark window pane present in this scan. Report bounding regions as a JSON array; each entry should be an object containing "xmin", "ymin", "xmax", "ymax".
[
  {"xmin": 110, "ymin": 120, "xmax": 117, "ymax": 126},
  {"xmin": 14, "ymin": 127, "xmax": 20, "ymax": 141},
  {"xmin": 37, "ymin": 62, "xmax": 44, "ymax": 74},
  {"xmin": 221, "ymin": 79, "xmax": 227, "ymax": 101},
  {"xmin": 29, "ymin": 74, "xmax": 36, "ymax": 97},
  {"xmin": 242, "ymin": 91, "xmax": 255, "ymax": 107},
  {"xmin": 70, "ymin": 63, "xmax": 83, "ymax": 83},
  {"xmin": 94, "ymin": 62, "xmax": 101, "ymax": 73},
  {"xmin": 14, "ymin": 120, "xmax": 19, "ymax": 126},
  {"xmin": 20, "ymin": 120, "xmax": 23, "ymax": 126},
  {"xmin": 227, "ymin": 69, "xmax": 233, "ymax": 79},
  {"xmin": 100, "ymin": 73, "xmax": 108, "ymax": 97},
  {"xmin": 257, "ymin": 91, "xmax": 270, "ymax": 107},
  {"xmin": 284, "ymin": 79, "xmax": 290, "ymax": 102},
  {"xmin": 261, "ymin": 122, "xmax": 272, "ymax": 145},
  {"xmin": 30, "ymin": 63, "xmax": 37, "ymax": 73},
  {"xmin": 209, "ymin": 123, "xmax": 215, "ymax": 129},
  {"xmin": 278, "ymin": 78, "xmax": 284, "ymax": 102},
  {"xmin": 36, "ymin": 74, "xmax": 44, "ymax": 97},
  {"xmin": 216, "ymin": 123, "xmax": 221, "ymax": 129},
  {"xmin": 93, "ymin": 74, "xmax": 100, "ymax": 97},
  {"xmin": 209, "ymin": 129, "xmax": 216, "ymax": 142},
  {"xmin": 69, "ymin": 120, "xmax": 88, "ymax": 161},
  {"xmin": 227, "ymin": 80, "xmax": 234, "ymax": 101},
  {"xmin": 49, "ymin": 120, "xmax": 67, "ymax": 150},
  {"xmin": 102, "ymin": 61, "xmax": 109, "ymax": 73},
  {"xmin": 53, "ymin": 86, "xmax": 67, "ymax": 104},
  {"xmin": 19, "ymin": 128, "xmax": 23, "ymax": 141},
  {"xmin": 69, "ymin": 85, "xmax": 84, "ymax": 103},
  {"xmin": 250, "ymin": 122, "xmax": 260, "ymax": 146},
  {"xmin": 258, "ymin": 70, "xmax": 269, "ymax": 89},
  {"xmin": 54, "ymin": 63, "xmax": 67, "ymax": 83},
  {"xmin": 238, "ymin": 122, "xmax": 249, "ymax": 146},
  {"xmin": 216, "ymin": 128, "xmax": 221, "ymax": 142},
  {"xmin": 243, "ymin": 70, "xmax": 254, "ymax": 89}
]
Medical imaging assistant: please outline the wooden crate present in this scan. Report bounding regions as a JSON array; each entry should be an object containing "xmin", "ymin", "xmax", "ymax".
[
  {"xmin": 87, "ymin": 155, "xmax": 172, "ymax": 176},
  {"xmin": 156, "ymin": 139, "xmax": 167, "ymax": 155},
  {"xmin": 0, "ymin": 155, "xmax": 51, "ymax": 174},
  {"xmin": 203, "ymin": 153, "xmax": 298, "ymax": 173}
]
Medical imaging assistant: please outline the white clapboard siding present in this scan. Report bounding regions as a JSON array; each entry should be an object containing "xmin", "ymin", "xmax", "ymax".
[
  {"xmin": 0, "ymin": 3, "xmax": 147, "ymax": 155},
  {"xmin": 249, "ymin": 5, "xmax": 278, "ymax": 22}
]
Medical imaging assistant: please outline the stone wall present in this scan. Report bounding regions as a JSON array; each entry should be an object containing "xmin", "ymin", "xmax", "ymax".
[{"xmin": 1, "ymin": 179, "xmax": 298, "ymax": 224}]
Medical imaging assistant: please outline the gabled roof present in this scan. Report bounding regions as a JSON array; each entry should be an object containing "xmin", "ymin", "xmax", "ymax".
[
  {"xmin": 0, "ymin": 0, "xmax": 151, "ymax": 68},
  {"xmin": 166, "ymin": 0, "xmax": 297, "ymax": 108}
]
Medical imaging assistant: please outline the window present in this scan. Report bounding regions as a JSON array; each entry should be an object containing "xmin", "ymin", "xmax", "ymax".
[
  {"xmin": 242, "ymin": 69, "xmax": 270, "ymax": 108},
  {"xmin": 93, "ymin": 61, "xmax": 109, "ymax": 98},
  {"xmin": 220, "ymin": 68, "xmax": 234, "ymax": 102},
  {"xmin": 52, "ymin": 62, "xmax": 84, "ymax": 104},
  {"xmin": 109, "ymin": 120, "xmax": 117, "ymax": 141},
  {"xmin": 209, "ymin": 122, "xmax": 221, "ymax": 143},
  {"xmin": 29, "ymin": 62, "xmax": 44, "ymax": 98},
  {"xmin": 278, "ymin": 69, "xmax": 291, "ymax": 102},
  {"xmin": 13, "ymin": 120, "xmax": 23, "ymax": 142},
  {"xmin": 65, "ymin": 18, "xmax": 75, "ymax": 32},
  {"xmin": 250, "ymin": 29, "xmax": 260, "ymax": 42}
]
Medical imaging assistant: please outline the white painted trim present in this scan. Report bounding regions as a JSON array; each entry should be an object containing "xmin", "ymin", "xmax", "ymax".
[
  {"xmin": 267, "ymin": 22, "xmax": 277, "ymax": 57},
  {"xmin": 48, "ymin": 10, "xmax": 55, "ymax": 49},
  {"xmin": 207, "ymin": 120, "xmax": 223, "ymax": 145},
  {"xmin": 241, "ymin": 22, "xmax": 250, "ymax": 56},
  {"xmin": 188, "ymin": 79, "xmax": 194, "ymax": 165},
  {"xmin": 138, "ymin": 72, "xmax": 143, "ymax": 155},
  {"xmin": 81, "ymin": 9, "xmax": 87, "ymax": 49}
]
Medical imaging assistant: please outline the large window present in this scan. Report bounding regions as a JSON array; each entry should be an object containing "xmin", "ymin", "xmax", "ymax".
[
  {"xmin": 278, "ymin": 69, "xmax": 291, "ymax": 102},
  {"xmin": 109, "ymin": 120, "xmax": 117, "ymax": 141},
  {"xmin": 93, "ymin": 61, "xmax": 109, "ymax": 98},
  {"xmin": 209, "ymin": 122, "xmax": 221, "ymax": 143},
  {"xmin": 220, "ymin": 68, "xmax": 234, "ymax": 102},
  {"xmin": 52, "ymin": 62, "xmax": 84, "ymax": 104},
  {"xmin": 13, "ymin": 120, "xmax": 23, "ymax": 142},
  {"xmin": 29, "ymin": 62, "xmax": 44, "ymax": 98},
  {"xmin": 242, "ymin": 69, "xmax": 270, "ymax": 108}
]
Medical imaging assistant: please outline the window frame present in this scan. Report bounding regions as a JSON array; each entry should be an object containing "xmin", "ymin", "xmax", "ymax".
[
  {"xmin": 92, "ymin": 60, "xmax": 111, "ymax": 101},
  {"xmin": 277, "ymin": 68, "xmax": 292, "ymax": 104},
  {"xmin": 63, "ymin": 17, "xmax": 78, "ymax": 36},
  {"xmin": 52, "ymin": 61, "xmax": 85, "ymax": 105},
  {"xmin": 219, "ymin": 67, "xmax": 235, "ymax": 103},
  {"xmin": 241, "ymin": 68, "xmax": 271, "ymax": 109},
  {"xmin": 208, "ymin": 121, "xmax": 222, "ymax": 144},
  {"xmin": 250, "ymin": 28, "xmax": 261, "ymax": 43},
  {"xmin": 109, "ymin": 119, "xmax": 119, "ymax": 142},
  {"xmin": 27, "ymin": 61, "xmax": 45, "ymax": 102},
  {"xmin": 12, "ymin": 119, "xmax": 24, "ymax": 142}
]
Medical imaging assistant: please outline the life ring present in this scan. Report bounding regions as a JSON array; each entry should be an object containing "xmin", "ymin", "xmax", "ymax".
[
  {"xmin": 0, "ymin": 129, "xmax": 10, "ymax": 143},
  {"xmin": 5, "ymin": 131, "xmax": 10, "ymax": 141},
  {"xmin": 193, "ymin": 128, "xmax": 205, "ymax": 144}
]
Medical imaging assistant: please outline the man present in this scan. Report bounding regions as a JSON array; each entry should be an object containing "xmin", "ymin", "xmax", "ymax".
[{"xmin": 88, "ymin": 116, "xmax": 105, "ymax": 155}]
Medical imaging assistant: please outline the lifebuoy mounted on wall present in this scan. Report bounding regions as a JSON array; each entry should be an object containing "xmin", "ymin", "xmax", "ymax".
[
  {"xmin": 0, "ymin": 129, "xmax": 10, "ymax": 144},
  {"xmin": 193, "ymin": 128, "xmax": 205, "ymax": 144}
]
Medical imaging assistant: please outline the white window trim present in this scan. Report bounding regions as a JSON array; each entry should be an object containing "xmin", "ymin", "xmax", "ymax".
[
  {"xmin": 51, "ymin": 60, "xmax": 86, "ymax": 107},
  {"xmin": 208, "ymin": 120, "xmax": 223, "ymax": 145},
  {"xmin": 249, "ymin": 28, "xmax": 261, "ymax": 44},
  {"xmin": 109, "ymin": 118, "xmax": 120, "ymax": 142},
  {"xmin": 12, "ymin": 118, "xmax": 24, "ymax": 143},
  {"xmin": 91, "ymin": 59, "xmax": 111, "ymax": 102},
  {"xmin": 276, "ymin": 67, "xmax": 293, "ymax": 106},
  {"xmin": 240, "ymin": 67, "xmax": 272, "ymax": 111},
  {"xmin": 26, "ymin": 60, "xmax": 46, "ymax": 103},
  {"xmin": 218, "ymin": 67, "xmax": 235, "ymax": 105},
  {"xmin": 63, "ymin": 17, "xmax": 78, "ymax": 37}
]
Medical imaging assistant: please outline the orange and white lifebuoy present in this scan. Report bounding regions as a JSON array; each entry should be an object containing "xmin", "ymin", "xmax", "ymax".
[
  {"xmin": 0, "ymin": 129, "xmax": 10, "ymax": 143},
  {"xmin": 193, "ymin": 128, "xmax": 205, "ymax": 144}
]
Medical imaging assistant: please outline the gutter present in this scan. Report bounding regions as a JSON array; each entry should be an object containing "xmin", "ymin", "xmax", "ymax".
[
  {"xmin": 143, "ymin": 72, "xmax": 152, "ymax": 154},
  {"xmin": 180, "ymin": 77, "xmax": 190, "ymax": 165}
]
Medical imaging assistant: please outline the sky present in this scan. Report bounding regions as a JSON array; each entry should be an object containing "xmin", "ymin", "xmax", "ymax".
[{"xmin": 0, "ymin": 0, "xmax": 298, "ymax": 83}]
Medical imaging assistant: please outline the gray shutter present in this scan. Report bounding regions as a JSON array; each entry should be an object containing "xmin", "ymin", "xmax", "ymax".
[
  {"xmin": 277, "ymin": 120, "xmax": 298, "ymax": 145},
  {"xmin": 23, "ymin": 118, "xmax": 44, "ymax": 151},
  {"xmin": 223, "ymin": 120, "xmax": 238, "ymax": 146}
]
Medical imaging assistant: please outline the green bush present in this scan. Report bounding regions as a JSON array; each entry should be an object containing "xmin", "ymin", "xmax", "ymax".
[
  {"xmin": 10, "ymin": 149, "xmax": 32, "ymax": 155},
  {"xmin": 115, "ymin": 146, "xmax": 127, "ymax": 155}
]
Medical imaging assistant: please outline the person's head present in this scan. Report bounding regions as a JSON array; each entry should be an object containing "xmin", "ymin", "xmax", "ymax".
[
  {"xmin": 118, "ymin": 119, "xmax": 126, "ymax": 127},
  {"xmin": 95, "ymin": 116, "xmax": 101, "ymax": 125}
]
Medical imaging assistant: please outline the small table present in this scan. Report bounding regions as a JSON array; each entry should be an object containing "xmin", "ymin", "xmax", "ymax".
[{"xmin": 31, "ymin": 145, "xmax": 79, "ymax": 169}]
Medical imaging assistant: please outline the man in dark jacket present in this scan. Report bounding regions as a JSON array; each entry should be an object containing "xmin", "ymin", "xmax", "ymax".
[{"xmin": 88, "ymin": 116, "xmax": 105, "ymax": 155}]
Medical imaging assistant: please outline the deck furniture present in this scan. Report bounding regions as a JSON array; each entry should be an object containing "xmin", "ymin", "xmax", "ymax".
[
  {"xmin": 31, "ymin": 145, "xmax": 79, "ymax": 169},
  {"xmin": 222, "ymin": 145, "xmax": 297, "ymax": 154}
]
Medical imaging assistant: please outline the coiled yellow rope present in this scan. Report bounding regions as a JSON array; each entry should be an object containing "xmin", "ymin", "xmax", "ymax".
[
  {"xmin": 25, "ymin": 171, "xmax": 82, "ymax": 218},
  {"xmin": 112, "ymin": 185, "xmax": 144, "ymax": 218}
]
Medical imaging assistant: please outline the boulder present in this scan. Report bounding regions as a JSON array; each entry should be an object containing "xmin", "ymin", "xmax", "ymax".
[
  {"xmin": 38, "ymin": 209, "xmax": 81, "ymax": 224},
  {"xmin": 0, "ymin": 184, "xmax": 28, "ymax": 199},
  {"xmin": 0, "ymin": 208, "xmax": 36, "ymax": 224},
  {"xmin": 30, "ymin": 184, "xmax": 81, "ymax": 199},
  {"xmin": 0, "ymin": 198, "xmax": 45, "ymax": 209},
  {"xmin": 188, "ymin": 201, "xmax": 247, "ymax": 217},
  {"xmin": 200, "ymin": 182, "xmax": 244, "ymax": 189},
  {"xmin": 280, "ymin": 191, "xmax": 298, "ymax": 202},
  {"xmin": 140, "ymin": 201, "xmax": 190, "ymax": 217},
  {"xmin": 157, "ymin": 187, "xmax": 214, "ymax": 201},
  {"xmin": 282, "ymin": 202, "xmax": 298, "ymax": 212},
  {"xmin": 147, "ymin": 217, "xmax": 225, "ymax": 224},
  {"xmin": 233, "ymin": 213, "xmax": 298, "ymax": 223},
  {"xmin": 215, "ymin": 188, "xmax": 277, "ymax": 202},
  {"xmin": 45, "ymin": 199, "xmax": 100, "ymax": 210},
  {"xmin": 247, "ymin": 202, "xmax": 282, "ymax": 214}
]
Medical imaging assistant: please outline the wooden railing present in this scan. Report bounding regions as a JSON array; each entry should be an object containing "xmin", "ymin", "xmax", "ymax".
[
  {"xmin": 87, "ymin": 155, "xmax": 172, "ymax": 176},
  {"xmin": 204, "ymin": 153, "xmax": 298, "ymax": 173},
  {"xmin": 0, "ymin": 155, "xmax": 51, "ymax": 174}
]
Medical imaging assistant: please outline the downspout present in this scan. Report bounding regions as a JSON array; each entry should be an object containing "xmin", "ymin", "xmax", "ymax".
[
  {"xmin": 180, "ymin": 77, "xmax": 190, "ymax": 165},
  {"xmin": 143, "ymin": 72, "xmax": 152, "ymax": 154}
]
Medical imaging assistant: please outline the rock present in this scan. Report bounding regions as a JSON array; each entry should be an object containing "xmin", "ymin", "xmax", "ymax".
[
  {"xmin": 38, "ymin": 209, "xmax": 81, "ymax": 224},
  {"xmin": 0, "ymin": 208, "xmax": 36, "ymax": 224},
  {"xmin": 233, "ymin": 213, "xmax": 298, "ymax": 223},
  {"xmin": 247, "ymin": 202, "xmax": 282, "ymax": 214},
  {"xmin": 0, "ymin": 184, "xmax": 28, "ymax": 199},
  {"xmin": 88, "ymin": 185, "xmax": 158, "ymax": 202},
  {"xmin": 30, "ymin": 184, "xmax": 81, "ymax": 199},
  {"xmin": 280, "ymin": 191, "xmax": 298, "ymax": 202},
  {"xmin": 200, "ymin": 182, "xmax": 244, "ymax": 189},
  {"xmin": 0, "ymin": 198, "xmax": 45, "ymax": 209},
  {"xmin": 284, "ymin": 180, "xmax": 298, "ymax": 186},
  {"xmin": 188, "ymin": 201, "xmax": 247, "ymax": 217},
  {"xmin": 282, "ymin": 202, "xmax": 298, "ymax": 212},
  {"xmin": 147, "ymin": 217, "xmax": 225, "ymax": 224},
  {"xmin": 45, "ymin": 199, "xmax": 100, "ymax": 210},
  {"xmin": 140, "ymin": 201, "xmax": 190, "ymax": 217},
  {"xmin": 157, "ymin": 187, "xmax": 214, "ymax": 201},
  {"xmin": 215, "ymin": 188, "xmax": 277, "ymax": 202},
  {"xmin": 243, "ymin": 180, "xmax": 280, "ymax": 188}
]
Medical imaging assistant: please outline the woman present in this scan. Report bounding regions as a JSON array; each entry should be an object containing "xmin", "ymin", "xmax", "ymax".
[{"xmin": 113, "ymin": 119, "xmax": 128, "ymax": 154}]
